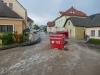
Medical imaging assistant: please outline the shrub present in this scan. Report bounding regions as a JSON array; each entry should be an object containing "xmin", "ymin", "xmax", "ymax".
[
  {"xmin": 23, "ymin": 33, "xmax": 29, "ymax": 40},
  {"xmin": 0, "ymin": 32, "xmax": 13, "ymax": 45},
  {"xmin": 0, "ymin": 32, "xmax": 29, "ymax": 45},
  {"xmin": 18, "ymin": 34, "xmax": 24, "ymax": 43},
  {"xmin": 44, "ymin": 27, "xmax": 47, "ymax": 32},
  {"xmin": 12, "ymin": 33, "xmax": 25, "ymax": 43},
  {"xmin": 88, "ymin": 38, "xmax": 100, "ymax": 45}
]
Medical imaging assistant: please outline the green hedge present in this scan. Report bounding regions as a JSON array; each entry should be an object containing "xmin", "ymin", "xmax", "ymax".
[
  {"xmin": 88, "ymin": 38, "xmax": 100, "ymax": 45},
  {"xmin": 0, "ymin": 32, "xmax": 28, "ymax": 45},
  {"xmin": 0, "ymin": 32, "xmax": 13, "ymax": 45},
  {"xmin": 44, "ymin": 27, "xmax": 47, "ymax": 32}
]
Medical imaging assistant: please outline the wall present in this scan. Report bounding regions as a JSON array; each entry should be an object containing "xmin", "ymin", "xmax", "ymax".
[
  {"xmin": 3, "ymin": 0, "xmax": 27, "ymax": 26},
  {"xmin": 75, "ymin": 26, "xmax": 84, "ymax": 39},
  {"xmin": 65, "ymin": 20, "xmax": 75, "ymax": 38},
  {"xmin": 27, "ymin": 21, "xmax": 34, "ymax": 29},
  {"xmin": 85, "ymin": 27, "xmax": 100, "ymax": 39},
  {"xmin": 47, "ymin": 26, "xmax": 56, "ymax": 33},
  {"xmin": 55, "ymin": 16, "xmax": 68, "ymax": 31},
  {"xmin": 0, "ymin": 19, "xmax": 23, "ymax": 34}
]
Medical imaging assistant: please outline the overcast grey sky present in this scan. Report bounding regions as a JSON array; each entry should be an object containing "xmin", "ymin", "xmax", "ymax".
[{"xmin": 18, "ymin": 0, "xmax": 100, "ymax": 25}]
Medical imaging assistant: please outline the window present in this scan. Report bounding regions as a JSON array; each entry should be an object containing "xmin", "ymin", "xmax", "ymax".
[
  {"xmin": 70, "ymin": 29, "xmax": 72, "ymax": 34},
  {"xmin": 61, "ymin": 19, "xmax": 63, "ymax": 23},
  {"xmin": 70, "ymin": 11, "xmax": 75, "ymax": 14},
  {"xmin": 59, "ymin": 21, "xmax": 60, "ymax": 24},
  {"xmin": 98, "ymin": 30, "xmax": 100, "ymax": 37},
  {"xmin": 70, "ymin": 11, "xmax": 73, "ymax": 14},
  {"xmin": 91, "ymin": 30, "xmax": 95, "ymax": 37},
  {"xmin": 73, "ymin": 12, "xmax": 75, "ymax": 14},
  {"xmin": 0, "ymin": 25, "xmax": 13, "ymax": 32},
  {"xmin": 9, "ymin": 3, "xmax": 13, "ymax": 9},
  {"xmin": 68, "ymin": 22, "xmax": 70, "ymax": 25}
]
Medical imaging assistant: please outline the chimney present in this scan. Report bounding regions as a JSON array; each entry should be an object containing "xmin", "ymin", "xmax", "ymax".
[{"xmin": 72, "ymin": 5, "xmax": 75, "ymax": 8}]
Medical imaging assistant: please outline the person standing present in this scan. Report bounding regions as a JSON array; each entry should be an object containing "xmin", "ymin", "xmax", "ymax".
[{"xmin": 85, "ymin": 34, "xmax": 89, "ymax": 43}]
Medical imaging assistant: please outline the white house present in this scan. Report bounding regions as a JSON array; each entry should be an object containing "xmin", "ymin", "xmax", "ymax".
[
  {"xmin": 85, "ymin": 14, "xmax": 100, "ymax": 39},
  {"xmin": 55, "ymin": 6, "xmax": 87, "ymax": 31},
  {"xmin": 47, "ymin": 21, "xmax": 56, "ymax": 33}
]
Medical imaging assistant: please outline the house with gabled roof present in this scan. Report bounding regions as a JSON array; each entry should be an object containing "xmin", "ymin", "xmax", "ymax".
[
  {"xmin": 64, "ymin": 17, "xmax": 91, "ymax": 39},
  {"xmin": 55, "ymin": 6, "xmax": 87, "ymax": 31},
  {"xmin": 47, "ymin": 21, "xmax": 56, "ymax": 33},
  {"xmin": 0, "ymin": 0, "xmax": 25, "ymax": 34},
  {"xmin": 2, "ymin": 0, "xmax": 28, "ymax": 28},
  {"xmin": 27, "ymin": 17, "xmax": 34, "ymax": 29},
  {"xmin": 85, "ymin": 14, "xmax": 100, "ymax": 39}
]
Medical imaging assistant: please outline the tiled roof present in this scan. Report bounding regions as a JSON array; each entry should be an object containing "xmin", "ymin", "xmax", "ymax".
[
  {"xmin": 86, "ymin": 14, "xmax": 100, "ymax": 27},
  {"xmin": 64, "ymin": 17, "xmax": 91, "ymax": 27},
  {"xmin": 47, "ymin": 21, "xmax": 55, "ymax": 27},
  {"xmin": 0, "ymin": 1, "xmax": 22, "ymax": 19},
  {"xmin": 60, "ymin": 6, "xmax": 87, "ymax": 17},
  {"xmin": 89, "ymin": 13, "xmax": 100, "ymax": 20},
  {"xmin": 27, "ymin": 17, "xmax": 34, "ymax": 22},
  {"xmin": 59, "ymin": 11, "xmax": 65, "ymax": 15}
]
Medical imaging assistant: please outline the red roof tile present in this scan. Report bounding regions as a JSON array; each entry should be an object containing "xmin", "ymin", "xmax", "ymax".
[
  {"xmin": 47, "ymin": 21, "xmax": 55, "ymax": 27},
  {"xmin": 60, "ymin": 6, "xmax": 87, "ymax": 17}
]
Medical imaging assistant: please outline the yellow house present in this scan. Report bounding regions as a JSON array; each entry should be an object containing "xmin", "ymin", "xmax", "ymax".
[
  {"xmin": 2, "ymin": 0, "xmax": 27, "ymax": 29},
  {"xmin": 64, "ymin": 17, "xmax": 91, "ymax": 39},
  {"xmin": 85, "ymin": 14, "xmax": 100, "ymax": 39},
  {"xmin": 0, "ymin": 1, "xmax": 24, "ymax": 34}
]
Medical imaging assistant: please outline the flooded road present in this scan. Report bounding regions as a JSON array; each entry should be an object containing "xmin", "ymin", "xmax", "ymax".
[
  {"xmin": 88, "ymin": 46, "xmax": 100, "ymax": 53},
  {"xmin": 0, "ymin": 32, "xmax": 100, "ymax": 75},
  {"xmin": 77, "ymin": 42, "xmax": 100, "ymax": 53}
]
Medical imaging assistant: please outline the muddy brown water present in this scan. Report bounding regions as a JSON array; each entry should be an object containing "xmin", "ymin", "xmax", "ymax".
[
  {"xmin": 77, "ymin": 42, "xmax": 100, "ymax": 53},
  {"xmin": 88, "ymin": 46, "xmax": 100, "ymax": 53},
  {"xmin": 0, "ymin": 32, "xmax": 100, "ymax": 75}
]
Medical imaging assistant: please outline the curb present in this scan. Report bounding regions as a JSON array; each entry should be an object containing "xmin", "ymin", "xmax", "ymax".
[
  {"xmin": 86, "ymin": 43, "xmax": 100, "ymax": 48},
  {"xmin": 0, "ymin": 38, "xmax": 41, "ymax": 51}
]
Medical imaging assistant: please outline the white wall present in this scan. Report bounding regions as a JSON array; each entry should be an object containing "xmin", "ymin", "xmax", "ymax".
[
  {"xmin": 85, "ymin": 27, "xmax": 100, "ymax": 39},
  {"xmin": 55, "ymin": 16, "xmax": 70, "ymax": 31},
  {"xmin": 47, "ymin": 26, "xmax": 56, "ymax": 33},
  {"xmin": 27, "ymin": 21, "xmax": 34, "ymax": 29}
]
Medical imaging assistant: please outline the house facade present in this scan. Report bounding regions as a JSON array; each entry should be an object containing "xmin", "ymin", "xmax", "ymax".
[
  {"xmin": 0, "ymin": 19, "xmax": 24, "ymax": 34},
  {"xmin": 0, "ymin": 0, "xmax": 25, "ymax": 34},
  {"xmin": 64, "ymin": 17, "xmax": 91, "ymax": 39},
  {"xmin": 2, "ymin": 0, "xmax": 27, "ymax": 29},
  {"xmin": 85, "ymin": 27, "xmax": 100, "ymax": 39},
  {"xmin": 55, "ymin": 6, "xmax": 87, "ymax": 31},
  {"xmin": 55, "ymin": 16, "xmax": 69, "ymax": 31},
  {"xmin": 47, "ymin": 21, "xmax": 56, "ymax": 33},
  {"xmin": 85, "ymin": 14, "xmax": 100, "ymax": 39},
  {"xmin": 27, "ymin": 17, "xmax": 34, "ymax": 29}
]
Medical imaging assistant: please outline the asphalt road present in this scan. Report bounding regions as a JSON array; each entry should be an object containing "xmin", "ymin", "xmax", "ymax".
[{"xmin": 0, "ymin": 32, "xmax": 100, "ymax": 75}]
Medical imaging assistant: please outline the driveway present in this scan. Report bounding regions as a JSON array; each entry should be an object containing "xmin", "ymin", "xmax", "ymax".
[{"xmin": 0, "ymin": 32, "xmax": 100, "ymax": 75}]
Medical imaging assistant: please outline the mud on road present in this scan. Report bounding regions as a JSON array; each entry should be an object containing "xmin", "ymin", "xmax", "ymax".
[{"xmin": 0, "ymin": 32, "xmax": 100, "ymax": 75}]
